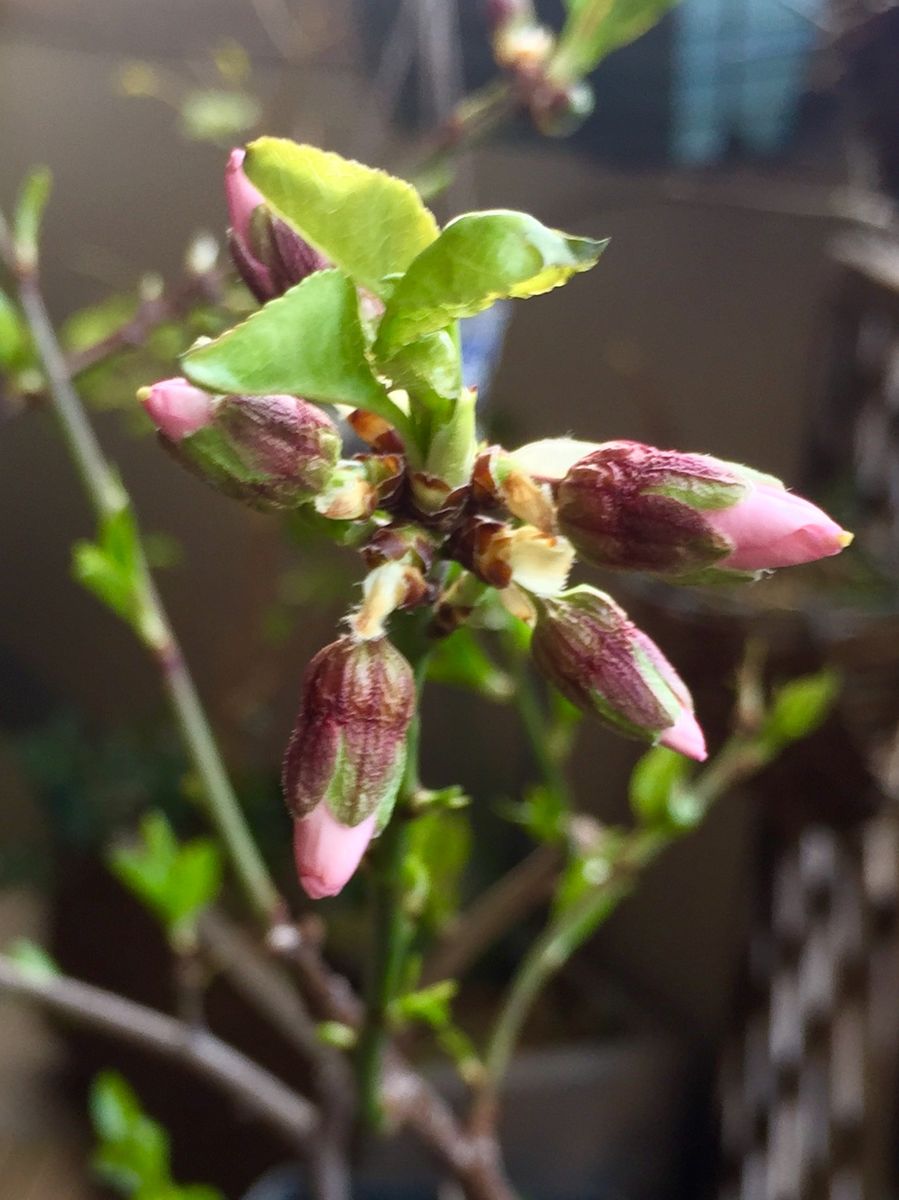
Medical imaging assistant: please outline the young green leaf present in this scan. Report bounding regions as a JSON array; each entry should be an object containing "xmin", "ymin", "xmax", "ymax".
[
  {"xmin": 404, "ymin": 809, "xmax": 471, "ymax": 931},
  {"xmin": 14, "ymin": 167, "xmax": 52, "ymax": 271},
  {"xmin": 392, "ymin": 980, "xmax": 458, "ymax": 1030},
  {"xmin": 72, "ymin": 504, "xmax": 144, "ymax": 634},
  {"xmin": 243, "ymin": 138, "xmax": 439, "ymax": 296},
  {"xmin": 376, "ymin": 211, "xmax": 607, "ymax": 352},
  {"xmin": 90, "ymin": 1071, "xmax": 171, "ymax": 1196},
  {"xmin": 0, "ymin": 288, "xmax": 32, "ymax": 370},
  {"xmin": 379, "ymin": 328, "xmax": 461, "ymax": 418},
  {"xmin": 108, "ymin": 811, "xmax": 223, "ymax": 941},
  {"xmin": 758, "ymin": 670, "xmax": 839, "ymax": 754},
  {"xmin": 554, "ymin": 0, "xmax": 680, "ymax": 79},
  {"xmin": 6, "ymin": 938, "xmax": 61, "ymax": 983},
  {"xmin": 426, "ymin": 625, "xmax": 514, "ymax": 701},
  {"xmin": 181, "ymin": 270, "xmax": 410, "ymax": 437},
  {"xmin": 629, "ymin": 745, "xmax": 692, "ymax": 829}
]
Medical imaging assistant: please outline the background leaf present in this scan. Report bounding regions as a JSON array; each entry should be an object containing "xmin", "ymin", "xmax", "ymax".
[
  {"xmin": 555, "ymin": 0, "xmax": 680, "ymax": 78},
  {"xmin": 90, "ymin": 1072, "xmax": 171, "ymax": 1197},
  {"xmin": 758, "ymin": 670, "xmax": 839, "ymax": 754},
  {"xmin": 244, "ymin": 138, "xmax": 439, "ymax": 296},
  {"xmin": 14, "ymin": 166, "xmax": 52, "ymax": 270},
  {"xmin": 376, "ymin": 211, "xmax": 607, "ymax": 351}
]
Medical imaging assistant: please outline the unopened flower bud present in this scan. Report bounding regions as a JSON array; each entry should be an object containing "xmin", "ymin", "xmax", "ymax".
[
  {"xmin": 226, "ymin": 148, "xmax": 328, "ymax": 302},
  {"xmin": 141, "ymin": 378, "xmax": 340, "ymax": 510},
  {"xmin": 557, "ymin": 441, "xmax": 852, "ymax": 580},
  {"xmin": 293, "ymin": 807, "xmax": 378, "ymax": 901},
  {"xmin": 283, "ymin": 636, "xmax": 415, "ymax": 897},
  {"xmin": 531, "ymin": 585, "xmax": 706, "ymax": 760},
  {"xmin": 140, "ymin": 376, "xmax": 215, "ymax": 441}
]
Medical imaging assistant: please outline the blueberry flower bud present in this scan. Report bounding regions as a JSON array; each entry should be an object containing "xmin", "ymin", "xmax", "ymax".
[
  {"xmin": 283, "ymin": 637, "xmax": 415, "ymax": 897},
  {"xmin": 531, "ymin": 585, "xmax": 706, "ymax": 759},
  {"xmin": 556, "ymin": 441, "xmax": 852, "ymax": 580},
  {"xmin": 140, "ymin": 378, "xmax": 341, "ymax": 510},
  {"xmin": 226, "ymin": 149, "xmax": 328, "ymax": 302},
  {"xmin": 292, "ymin": 808, "xmax": 378, "ymax": 901},
  {"xmin": 140, "ymin": 376, "xmax": 215, "ymax": 441}
]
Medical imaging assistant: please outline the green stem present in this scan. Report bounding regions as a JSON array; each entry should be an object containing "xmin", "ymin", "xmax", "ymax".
[
  {"xmin": 2, "ymin": 215, "xmax": 280, "ymax": 922},
  {"xmin": 478, "ymin": 732, "xmax": 770, "ymax": 1115},
  {"xmin": 512, "ymin": 657, "xmax": 572, "ymax": 808},
  {"xmin": 356, "ymin": 646, "xmax": 429, "ymax": 1129}
]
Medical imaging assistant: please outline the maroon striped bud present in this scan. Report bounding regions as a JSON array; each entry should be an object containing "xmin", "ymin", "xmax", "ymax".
[
  {"xmin": 283, "ymin": 637, "xmax": 415, "ymax": 896},
  {"xmin": 531, "ymin": 585, "xmax": 706, "ymax": 759},
  {"xmin": 557, "ymin": 441, "xmax": 851, "ymax": 580},
  {"xmin": 226, "ymin": 149, "xmax": 328, "ymax": 302},
  {"xmin": 141, "ymin": 380, "xmax": 341, "ymax": 511}
]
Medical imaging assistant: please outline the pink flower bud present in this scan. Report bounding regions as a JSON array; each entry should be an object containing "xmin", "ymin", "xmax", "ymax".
[
  {"xmin": 531, "ymin": 585, "xmax": 706, "ymax": 760},
  {"xmin": 226, "ymin": 148, "xmax": 328, "ymax": 302},
  {"xmin": 283, "ymin": 637, "xmax": 415, "ymax": 896},
  {"xmin": 557, "ymin": 441, "xmax": 851, "ymax": 580},
  {"xmin": 225, "ymin": 148, "xmax": 267, "ymax": 246},
  {"xmin": 139, "ymin": 377, "xmax": 215, "ymax": 441},
  {"xmin": 703, "ymin": 482, "xmax": 852, "ymax": 571},
  {"xmin": 293, "ymin": 808, "xmax": 378, "ymax": 900},
  {"xmin": 143, "ymin": 380, "xmax": 341, "ymax": 511}
]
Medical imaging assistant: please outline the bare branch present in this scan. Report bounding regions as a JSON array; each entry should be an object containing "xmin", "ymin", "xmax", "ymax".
[{"xmin": 0, "ymin": 956, "xmax": 318, "ymax": 1148}]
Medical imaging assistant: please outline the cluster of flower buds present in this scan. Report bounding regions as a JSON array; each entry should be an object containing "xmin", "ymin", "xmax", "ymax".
[{"xmin": 139, "ymin": 149, "xmax": 853, "ymax": 901}]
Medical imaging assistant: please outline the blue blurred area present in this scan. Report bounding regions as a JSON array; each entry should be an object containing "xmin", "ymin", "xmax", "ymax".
[{"xmin": 672, "ymin": 0, "xmax": 822, "ymax": 163}]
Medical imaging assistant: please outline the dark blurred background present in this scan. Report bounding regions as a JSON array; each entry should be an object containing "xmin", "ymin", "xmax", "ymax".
[{"xmin": 1, "ymin": 1, "xmax": 899, "ymax": 1198}]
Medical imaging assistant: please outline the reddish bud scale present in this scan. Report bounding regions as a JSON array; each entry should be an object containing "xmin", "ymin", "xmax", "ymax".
[
  {"xmin": 557, "ymin": 442, "xmax": 740, "ymax": 573},
  {"xmin": 447, "ymin": 515, "xmax": 514, "ymax": 589},
  {"xmin": 282, "ymin": 637, "xmax": 415, "ymax": 829},
  {"xmin": 361, "ymin": 524, "xmax": 437, "ymax": 572}
]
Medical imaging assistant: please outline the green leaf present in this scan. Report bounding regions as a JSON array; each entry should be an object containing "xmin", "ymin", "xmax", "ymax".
[
  {"xmin": 90, "ymin": 1072, "xmax": 171, "ymax": 1197},
  {"xmin": 0, "ymin": 288, "xmax": 32, "ymax": 370},
  {"xmin": 72, "ymin": 503, "xmax": 144, "ymax": 632},
  {"xmin": 556, "ymin": 0, "xmax": 680, "ymax": 78},
  {"xmin": 6, "ymin": 938, "xmax": 61, "ymax": 982},
  {"xmin": 243, "ymin": 138, "xmax": 439, "ymax": 297},
  {"xmin": 178, "ymin": 90, "xmax": 261, "ymax": 143},
  {"xmin": 392, "ymin": 980, "xmax": 458, "ymax": 1030},
  {"xmin": 62, "ymin": 293, "xmax": 139, "ymax": 355},
  {"xmin": 109, "ymin": 812, "xmax": 222, "ymax": 940},
  {"xmin": 759, "ymin": 670, "xmax": 839, "ymax": 753},
  {"xmin": 14, "ymin": 167, "xmax": 52, "ymax": 270},
  {"xmin": 376, "ymin": 211, "xmax": 607, "ymax": 352},
  {"xmin": 426, "ymin": 626, "xmax": 513, "ymax": 701},
  {"xmin": 181, "ymin": 270, "xmax": 410, "ymax": 437},
  {"xmin": 629, "ymin": 745, "xmax": 692, "ymax": 828},
  {"xmin": 380, "ymin": 328, "xmax": 461, "ymax": 417},
  {"xmin": 404, "ymin": 809, "xmax": 471, "ymax": 931},
  {"xmin": 316, "ymin": 1021, "xmax": 357, "ymax": 1050}
]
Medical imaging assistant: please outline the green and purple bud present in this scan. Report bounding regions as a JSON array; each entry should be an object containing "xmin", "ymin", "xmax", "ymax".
[
  {"xmin": 556, "ymin": 441, "xmax": 852, "ymax": 580},
  {"xmin": 531, "ymin": 585, "xmax": 706, "ymax": 760},
  {"xmin": 226, "ymin": 148, "xmax": 328, "ymax": 302},
  {"xmin": 283, "ymin": 636, "xmax": 415, "ymax": 898},
  {"xmin": 140, "ymin": 377, "xmax": 340, "ymax": 511}
]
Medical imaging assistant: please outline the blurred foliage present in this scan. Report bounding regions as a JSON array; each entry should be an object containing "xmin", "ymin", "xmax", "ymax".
[
  {"xmin": 108, "ymin": 811, "xmax": 222, "ymax": 948},
  {"xmin": 90, "ymin": 1072, "xmax": 223, "ymax": 1200}
]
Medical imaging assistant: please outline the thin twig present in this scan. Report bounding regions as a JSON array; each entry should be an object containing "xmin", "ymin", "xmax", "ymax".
[
  {"xmin": 199, "ymin": 909, "xmax": 354, "ymax": 1200},
  {"xmin": 0, "ymin": 956, "xmax": 317, "ymax": 1147}
]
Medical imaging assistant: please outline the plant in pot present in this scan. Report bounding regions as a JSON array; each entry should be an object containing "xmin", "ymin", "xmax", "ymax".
[{"xmin": 0, "ymin": 4, "xmax": 857, "ymax": 1199}]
